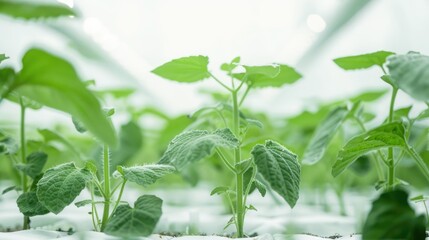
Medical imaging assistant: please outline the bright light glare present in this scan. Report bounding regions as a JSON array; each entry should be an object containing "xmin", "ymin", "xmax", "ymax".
[
  {"xmin": 57, "ymin": 0, "xmax": 74, "ymax": 8},
  {"xmin": 306, "ymin": 14, "xmax": 326, "ymax": 33}
]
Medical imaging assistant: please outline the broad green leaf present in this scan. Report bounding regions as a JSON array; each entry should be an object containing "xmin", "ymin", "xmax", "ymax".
[
  {"xmin": 37, "ymin": 162, "xmax": 91, "ymax": 214},
  {"xmin": 362, "ymin": 189, "xmax": 425, "ymax": 240},
  {"xmin": 38, "ymin": 129, "xmax": 81, "ymax": 158},
  {"xmin": 251, "ymin": 140, "xmax": 300, "ymax": 207},
  {"xmin": 17, "ymin": 191, "xmax": 49, "ymax": 217},
  {"xmin": 115, "ymin": 164, "xmax": 176, "ymax": 187},
  {"xmin": 246, "ymin": 118, "xmax": 263, "ymax": 129},
  {"xmin": 158, "ymin": 128, "xmax": 239, "ymax": 170},
  {"xmin": 151, "ymin": 56, "xmax": 210, "ymax": 83},
  {"xmin": 244, "ymin": 65, "xmax": 280, "ymax": 78},
  {"xmin": 349, "ymin": 90, "xmax": 388, "ymax": 103},
  {"xmin": 10, "ymin": 49, "xmax": 117, "ymax": 146},
  {"xmin": 334, "ymin": 51, "xmax": 395, "ymax": 70},
  {"xmin": 210, "ymin": 186, "xmax": 230, "ymax": 196},
  {"xmin": 220, "ymin": 57, "xmax": 240, "ymax": 72},
  {"xmin": 95, "ymin": 88, "xmax": 135, "ymax": 99},
  {"xmin": 0, "ymin": 54, "xmax": 7, "ymax": 64},
  {"xmin": 0, "ymin": 0, "xmax": 76, "ymax": 20},
  {"xmin": 253, "ymin": 179, "xmax": 267, "ymax": 197},
  {"xmin": 6, "ymin": 92, "xmax": 43, "ymax": 109},
  {"xmin": 105, "ymin": 195, "xmax": 162, "ymax": 237},
  {"xmin": 236, "ymin": 64, "xmax": 301, "ymax": 88},
  {"xmin": 303, "ymin": 106, "xmax": 348, "ymax": 165},
  {"xmin": 387, "ymin": 53, "xmax": 429, "ymax": 101},
  {"xmin": 332, "ymin": 122, "xmax": 406, "ymax": 177},
  {"xmin": 15, "ymin": 152, "xmax": 47, "ymax": 179}
]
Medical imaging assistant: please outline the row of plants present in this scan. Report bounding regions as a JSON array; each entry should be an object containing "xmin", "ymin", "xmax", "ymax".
[{"xmin": 1, "ymin": 1, "xmax": 429, "ymax": 239}]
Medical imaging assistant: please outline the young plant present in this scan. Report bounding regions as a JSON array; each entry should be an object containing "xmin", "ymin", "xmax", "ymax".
[
  {"xmin": 152, "ymin": 56, "xmax": 302, "ymax": 237},
  {"xmin": 0, "ymin": 49, "xmax": 116, "ymax": 229},
  {"xmin": 329, "ymin": 51, "xmax": 429, "ymax": 190}
]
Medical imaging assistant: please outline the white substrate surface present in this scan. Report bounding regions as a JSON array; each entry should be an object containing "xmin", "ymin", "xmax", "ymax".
[{"xmin": 0, "ymin": 181, "xmax": 380, "ymax": 240}]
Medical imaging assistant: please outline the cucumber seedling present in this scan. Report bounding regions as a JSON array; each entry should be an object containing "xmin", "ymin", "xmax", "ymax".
[
  {"xmin": 329, "ymin": 51, "xmax": 429, "ymax": 190},
  {"xmin": 152, "ymin": 56, "xmax": 302, "ymax": 237}
]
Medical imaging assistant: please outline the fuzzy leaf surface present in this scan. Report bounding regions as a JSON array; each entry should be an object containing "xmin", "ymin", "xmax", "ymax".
[
  {"xmin": 387, "ymin": 53, "xmax": 429, "ymax": 101},
  {"xmin": 116, "ymin": 164, "xmax": 176, "ymax": 187},
  {"xmin": 159, "ymin": 128, "xmax": 239, "ymax": 170},
  {"xmin": 334, "ymin": 51, "xmax": 394, "ymax": 70},
  {"xmin": 105, "ymin": 195, "xmax": 162, "ymax": 237},
  {"xmin": 251, "ymin": 140, "xmax": 300, "ymax": 207},
  {"xmin": 37, "ymin": 163, "xmax": 91, "ymax": 214},
  {"xmin": 12, "ymin": 49, "xmax": 117, "ymax": 146},
  {"xmin": 152, "ymin": 56, "xmax": 210, "ymax": 83},
  {"xmin": 362, "ymin": 189, "xmax": 425, "ymax": 240},
  {"xmin": 0, "ymin": 0, "xmax": 76, "ymax": 20},
  {"xmin": 303, "ymin": 106, "xmax": 348, "ymax": 165},
  {"xmin": 16, "ymin": 152, "xmax": 47, "ymax": 179},
  {"xmin": 332, "ymin": 122, "xmax": 406, "ymax": 177},
  {"xmin": 17, "ymin": 191, "xmax": 49, "ymax": 217}
]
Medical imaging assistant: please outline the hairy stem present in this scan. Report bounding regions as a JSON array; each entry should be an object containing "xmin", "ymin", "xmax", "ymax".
[
  {"xmin": 387, "ymin": 88, "xmax": 398, "ymax": 190},
  {"xmin": 232, "ymin": 90, "xmax": 245, "ymax": 237},
  {"xmin": 19, "ymin": 98, "xmax": 30, "ymax": 230},
  {"xmin": 100, "ymin": 144, "xmax": 111, "ymax": 231}
]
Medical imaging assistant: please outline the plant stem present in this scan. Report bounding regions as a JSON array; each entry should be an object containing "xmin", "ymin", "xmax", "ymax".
[
  {"xmin": 387, "ymin": 88, "xmax": 398, "ymax": 190},
  {"xmin": 209, "ymin": 72, "xmax": 233, "ymax": 91},
  {"xmin": 100, "ymin": 144, "xmax": 111, "ymax": 231},
  {"xmin": 110, "ymin": 179, "xmax": 127, "ymax": 218},
  {"xmin": 406, "ymin": 147, "xmax": 429, "ymax": 182},
  {"xmin": 19, "ymin": 98, "xmax": 30, "ymax": 230},
  {"xmin": 231, "ymin": 90, "xmax": 245, "ymax": 237}
]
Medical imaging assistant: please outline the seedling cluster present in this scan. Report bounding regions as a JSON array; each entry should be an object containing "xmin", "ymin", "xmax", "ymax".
[{"xmin": 1, "ymin": 1, "xmax": 429, "ymax": 239}]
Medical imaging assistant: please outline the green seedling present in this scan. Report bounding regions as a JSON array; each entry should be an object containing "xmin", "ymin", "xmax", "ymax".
[
  {"xmin": 0, "ymin": 49, "xmax": 174, "ymax": 236},
  {"xmin": 303, "ymin": 51, "xmax": 429, "ymax": 191},
  {"xmin": 152, "ymin": 56, "xmax": 302, "ymax": 237},
  {"xmin": 332, "ymin": 51, "xmax": 429, "ymax": 190}
]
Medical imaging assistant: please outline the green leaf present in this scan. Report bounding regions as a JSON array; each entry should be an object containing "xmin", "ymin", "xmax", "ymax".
[
  {"xmin": 253, "ymin": 179, "xmax": 267, "ymax": 197},
  {"xmin": 393, "ymin": 106, "xmax": 412, "ymax": 121},
  {"xmin": 303, "ymin": 106, "xmax": 348, "ymax": 165},
  {"xmin": 349, "ymin": 90, "xmax": 388, "ymax": 103},
  {"xmin": 415, "ymin": 108, "xmax": 429, "ymax": 121},
  {"xmin": 151, "ymin": 56, "xmax": 210, "ymax": 83},
  {"xmin": 387, "ymin": 53, "xmax": 429, "ymax": 101},
  {"xmin": 17, "ymin": 191, "xmax": 49, "ymax": 217},
  {"xmin": 2, "ymin": 186, "xmax": 17, "ymax": 195},
  {"xmin": 251, "ymin": 140, "xmax": 300, "ymax": 207},
  {"xmin": 244, "ymin": 65, "xmax": 280, "ymax": 78},
  {"xmin": 332, "ymin": 122, "xmax": 407, "ymax": 177},
  {"xmin": 12, "ymin": 48, "xmax": 117, "ymax": 146},
  {"xmin": 105, "ymin": 195, "xmax": 163, "ymax": 237},
  {"xmin": 0, "ymin": 136, "xmax": 18, "ymax": 155},
  {"xmin": 159, "ymin": 128, "xmax": 239, "ymax": 170},
  {"xmin": 0, "ymin": 0, "xmax": 77, "ymax": 20},
  {"xmin": 72, "ymin": 116, "xmax": 87, "ymax": 133},
  {"xmin": 0, "ymin": 54, "xmax": 8, "ymax": 64},
  {"xmin": 115, "ymin": 164, "xmax": 176, "ymax": 187},
  {"xmin": 38, "ymin": 129, "xmax": 81, "ymax": 157},
  {"xmin": 236, "ymin": 64, "xmax": 301, "ymax": 88},
  {"xmin": 74, "ymin": 199, "xmax": 93, "ymax": 208},
  {"xmin": 246, "ymin": 118, "xmax": 264, "ymax": 129},
  {"xmin": 220, "ymin": 57, "xmax": 240, "ymax": 72},
  {"xmin": 362, "ymin": 189, "xmax": 426, "ymax": 240},
  {"xmin": 37, "ymin": 162, "xmax": 92, "ymax": 214},
  {"xmin": 334, "ymin": 51, "xmax": 395, "ymax": 70},
  {"xmin": 210, "ymin": 186, "xmax": 230, "ymax": 196},
  {"xmin": 15, "ymin": 152, "xmax": 47, "ymax": 179}
]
